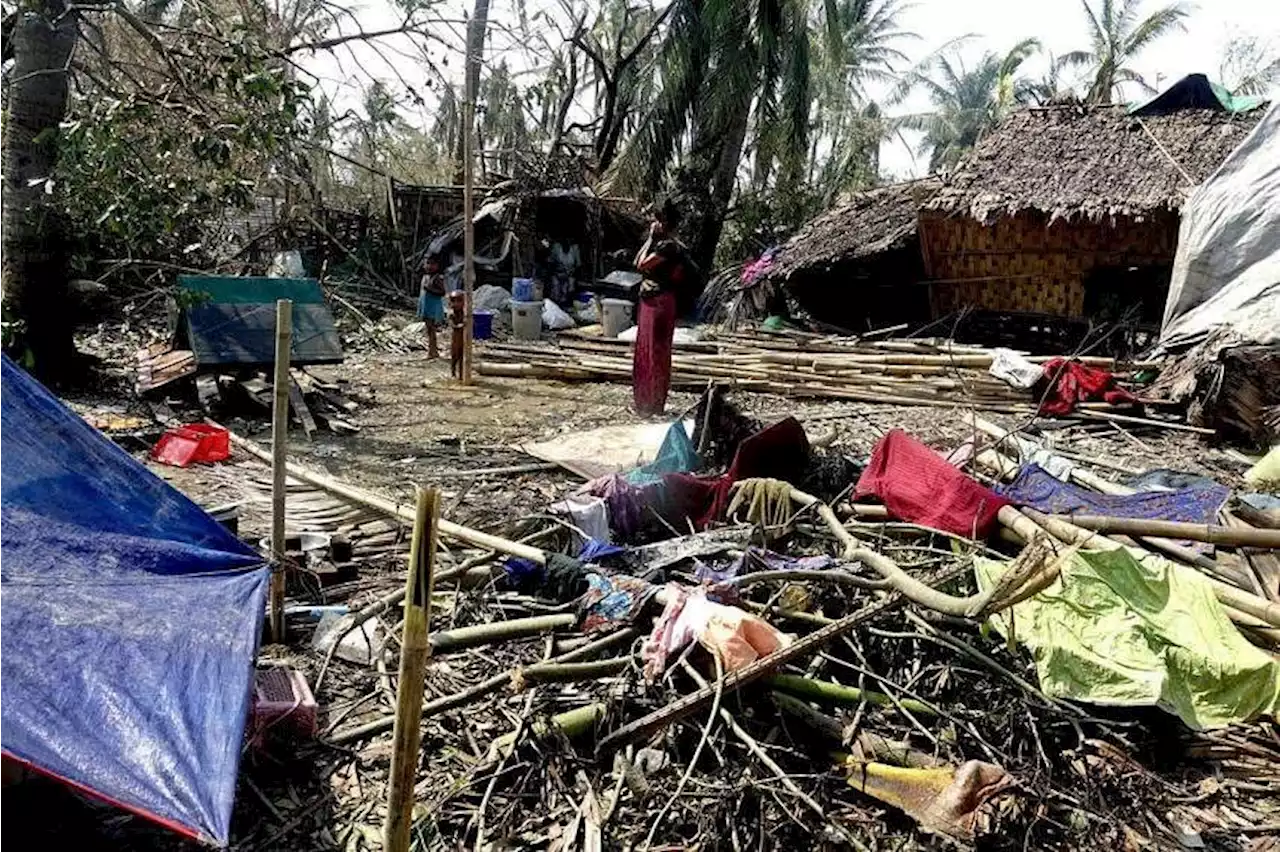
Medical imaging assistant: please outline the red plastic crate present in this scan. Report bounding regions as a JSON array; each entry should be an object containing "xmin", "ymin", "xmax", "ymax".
[
  {"xmin": 250, "ymin": 668, "xmax": 317, "ymax": 743},
  {"xmin": 150, "ymin": 423, "xmax": 230, "ymax": 467}
]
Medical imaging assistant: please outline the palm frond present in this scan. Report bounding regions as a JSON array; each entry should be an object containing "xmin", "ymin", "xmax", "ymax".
[
  {"xmin": 1079, "ymin": 0, "xmax": 1108, "ymax": 56},
  {"xmin": 1122, "ymin": 3, "xmax": 1190, "ymax": 56},
  {"xmin": 1056, "ymin": 49, "xmax": 1096, "ymax": 69}
]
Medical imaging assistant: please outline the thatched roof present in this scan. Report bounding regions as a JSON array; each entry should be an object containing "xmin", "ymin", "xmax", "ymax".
[
  {"xmin": 927, "ymin": 104, "xmax": 1265, "ymax": 222},
  {"xmin": 764, "ymin": 177, "xmax": 942, "ymax": 281}
]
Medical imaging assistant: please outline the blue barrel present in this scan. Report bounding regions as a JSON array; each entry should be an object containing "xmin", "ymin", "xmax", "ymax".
[{"xmin": 472, "ymin": 310, "xmax": 495, "ymax": 340}]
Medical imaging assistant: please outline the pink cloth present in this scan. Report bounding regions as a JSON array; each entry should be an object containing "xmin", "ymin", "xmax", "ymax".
[
  {"xmin": 641, "ymin": 585, "xmax": 794, "ymax": 680},
  {"xmin": 855, "ymin": 429, "xmax": 1009, "ymax": 538}
]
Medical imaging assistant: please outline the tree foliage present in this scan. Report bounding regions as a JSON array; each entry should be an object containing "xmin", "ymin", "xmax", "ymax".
[
  {"xmin": 1058, "ymin": 0, "xmax": 1190, "ymax": 103},
  {"xmin": 897, "ymin": 38, "xmax": 1040, "ymax": 171},
  {"xmin": 55, "ymin": 11, "xmax": 315, "ymax": 290},
  {"xmin": 1218, "ymin": 34, "xmax": 1280, "ymax": 97}
]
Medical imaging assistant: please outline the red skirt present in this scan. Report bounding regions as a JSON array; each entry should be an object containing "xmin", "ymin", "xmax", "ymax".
[{"xmin": 632, "ymin": 292, "xmax": 677, "ymax": 416}]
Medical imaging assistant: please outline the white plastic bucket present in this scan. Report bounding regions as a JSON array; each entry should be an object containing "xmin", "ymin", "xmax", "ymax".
[
  {"xmin": 601, "ymin": 298, "xmax": 635, "ymax": 338},
  {"xmin": 510, "ymin": 299, "xmax": 544, "ymax": 340}
]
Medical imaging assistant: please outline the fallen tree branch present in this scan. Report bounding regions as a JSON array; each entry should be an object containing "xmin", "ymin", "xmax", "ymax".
[
  {"xmin": 328, "ymin": 629, "xmax": 638, "ymax": 745},
  {"xmin": 733, "ymin": 479, "xmax": 1065, "ymax": 619}
]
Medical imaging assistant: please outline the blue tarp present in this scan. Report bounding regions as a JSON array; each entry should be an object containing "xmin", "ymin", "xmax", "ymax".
[{"xmin": 0, "ymin": 355, "xmax": 270, "ymax": 845}]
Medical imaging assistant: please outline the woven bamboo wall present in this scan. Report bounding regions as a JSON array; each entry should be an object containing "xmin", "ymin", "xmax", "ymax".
[{"xmin": 919, "ymin": 210, "xmax": 1179, "ymax": 317}]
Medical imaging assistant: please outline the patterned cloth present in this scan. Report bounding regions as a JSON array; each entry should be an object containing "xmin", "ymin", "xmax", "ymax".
[
  {"xmin": 997, "ymin": 463, "xmax": 1229, "ymax": 527},
  {"xmin": 580, "ymin": 572, "xmax": 659, "ymax": 633}
]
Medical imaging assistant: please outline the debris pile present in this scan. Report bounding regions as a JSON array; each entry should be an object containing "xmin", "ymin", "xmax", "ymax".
[
  {"xmin": 10, "ymin": 329, "xmax": 1280, "ymax": 851},
  {"xmin": 214, "ymin": 378, "xmax": 1279, "ymax": 850}
]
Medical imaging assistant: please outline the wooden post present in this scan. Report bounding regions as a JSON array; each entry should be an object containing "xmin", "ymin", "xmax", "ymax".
[
  {"xmin": 383, "ymin": 487, "xmax": 440, "ymax": 852},
  {"xmin": 269, "ymin": 299, "xmax": 292, "ymax": 642},
  {"xmin": 460, "ymin": 8, "xmax": 479, "ymax": 384}
]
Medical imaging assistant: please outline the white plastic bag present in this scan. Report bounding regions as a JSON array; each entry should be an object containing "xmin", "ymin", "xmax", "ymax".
[
  {"xmin": 989, "ymin": 348, "xmax": 1042, "ymax": 390},
  {"xmin": 542, "ymin": 299, "xmax": 576, "ymax": 330},
  {"xmin": 268, "ymin": 250, "xmax": 305, "ymax": 279}
]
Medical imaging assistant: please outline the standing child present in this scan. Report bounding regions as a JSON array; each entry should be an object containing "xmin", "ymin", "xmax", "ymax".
[
  {"xmin": 447, "ymin": 289, "xmax": 468, "ymax": 379},
  {"xmin": 418, "ymin": 257, "xmax": 447, "ymax": 359}
]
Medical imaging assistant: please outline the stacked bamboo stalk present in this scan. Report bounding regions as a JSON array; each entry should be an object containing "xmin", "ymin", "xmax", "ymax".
[{"xmin": 478, "ymin": 331, "xmax": 1153, "ymax": 412}]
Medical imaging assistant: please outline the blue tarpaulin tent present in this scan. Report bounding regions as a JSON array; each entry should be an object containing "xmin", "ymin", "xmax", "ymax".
[{"xmin": 0, "ymin": 355, "xmax": 270, "ymax": 845}]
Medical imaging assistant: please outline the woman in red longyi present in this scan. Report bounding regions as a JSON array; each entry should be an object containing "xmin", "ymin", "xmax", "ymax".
[{"xmin": 632, "ymin": 199, "xmax": 695, "ymax": 416}]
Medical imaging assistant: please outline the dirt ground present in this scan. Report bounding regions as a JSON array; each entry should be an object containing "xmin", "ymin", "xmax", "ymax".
[{"xmin": 136, "ymin": 346, "xmax": 1250, "ymax": 526}]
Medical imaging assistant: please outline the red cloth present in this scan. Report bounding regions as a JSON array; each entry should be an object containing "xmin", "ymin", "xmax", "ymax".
[
  {"xmin": 855, "ymin": 429, "xmax": 1009, "ymax": 538},
  {"xmin": 1037, "ymin": 358, "xmax": 1137, "ymax": 416},
  {"xmin": 727, "ymin": 417, "xmax": 809, "ymax": 481},
  {"xmin": 633, "ymin": 292, "xmax": 677, "ymax": 416}
]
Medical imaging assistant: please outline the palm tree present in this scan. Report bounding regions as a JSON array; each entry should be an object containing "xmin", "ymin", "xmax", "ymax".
[
  {"xmin": 1059, "ymin": 0, "xmax": 1190, "ymax": 104},
  {"xmin": 900, "ymin": 39, "xmax": 1040, "ymax": 171},
  {"xmin": 608, "ymin": 0, "xmax": 813, "ymax": 271},
  {"xmin": 809, "ymin": 0, "xmax": 915, "ymax": 199}
]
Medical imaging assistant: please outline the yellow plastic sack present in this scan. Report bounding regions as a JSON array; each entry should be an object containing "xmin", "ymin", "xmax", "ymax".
[{"xmin": 1245, "ymin": 445, "xmax": 1280, "ymax": 489}]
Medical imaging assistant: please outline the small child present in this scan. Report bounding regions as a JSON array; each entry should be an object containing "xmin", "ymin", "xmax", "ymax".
[
  {"xmin": 448, "ymin": 289, "xmax": 468, "ymax": 379},
  {"xmin": 418, "ymin": 258, "xmax": 447, "ymax": 359}
]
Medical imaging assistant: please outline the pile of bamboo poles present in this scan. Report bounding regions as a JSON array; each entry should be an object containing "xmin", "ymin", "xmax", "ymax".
[{"xmin": 478, "ymin": 331, "xmax": 1153, "ymax": 412}]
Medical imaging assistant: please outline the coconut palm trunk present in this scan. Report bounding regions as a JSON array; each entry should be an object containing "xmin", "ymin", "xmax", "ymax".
[
  {"xmin": 2, "ymin": 1, "xmax": 78, "ymax": 380},
  {"xmin": 453, "ymin": 0, "xmax": 490, "ymax": 177}
]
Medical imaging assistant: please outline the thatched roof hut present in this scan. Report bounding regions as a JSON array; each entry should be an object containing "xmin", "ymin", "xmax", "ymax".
[
  {"xmin": 926, "ymin": 104, "xmax": 1262, "ymax": 223},
  {"xmin": 760, "ymin": 178, "xmax": 942, "ymax": 331},
  {"xmin": 920, "ymin": 98, "xmax": 1265, "ymax": 331},
  {"xmin": 765, "ymin": 177, "xmax": 942, "ymax": 282}
]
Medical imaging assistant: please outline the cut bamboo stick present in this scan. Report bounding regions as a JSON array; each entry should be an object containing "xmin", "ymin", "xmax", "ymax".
[{"xmin": 383, "ymin": 487, "xmax": 439, "ymax": 852}]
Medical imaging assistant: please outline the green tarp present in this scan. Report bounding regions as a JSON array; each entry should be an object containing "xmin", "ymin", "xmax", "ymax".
[
  {"xmin": 177, "ymin": 276, "xmax": 343, "ymax": 367},
  {"xmin": 975, "ymin": 547, "xmax": 1280, "ymax": 730},
  {"xmin": 625, "ymin": 421, "xmax": 698, "ymax": 485}
]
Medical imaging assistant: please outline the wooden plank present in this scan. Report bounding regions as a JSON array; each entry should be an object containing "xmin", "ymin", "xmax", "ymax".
[{"xmin": 288, "ymin": 377, "xmax": 317, "ymax": 439}]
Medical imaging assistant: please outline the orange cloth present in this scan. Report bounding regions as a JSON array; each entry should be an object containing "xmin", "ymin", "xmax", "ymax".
[{"xmin": 642, "ymin": 586, "xmax": 794, "ymax": 678}]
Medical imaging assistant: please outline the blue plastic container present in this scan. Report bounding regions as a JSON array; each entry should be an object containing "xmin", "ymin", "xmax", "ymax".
[
  {"xmin": 512, "ymin": 278, "xmax": 535, "ymax": 301},
  {"xmin": 473, "ymin": 310, "xmax": 495, "ymax": 340}
]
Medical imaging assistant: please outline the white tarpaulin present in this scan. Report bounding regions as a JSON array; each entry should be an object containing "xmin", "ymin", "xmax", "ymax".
[{"xmin": 1159, "ymin": 104, "xmax": 1280, "ymax": 349}]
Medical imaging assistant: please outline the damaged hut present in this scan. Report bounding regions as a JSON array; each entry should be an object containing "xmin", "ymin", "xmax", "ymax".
[
  {"xmin": 921, "ymin": 75, "xmax": 1265, "ymax": 340},
  {"xmin": 757, "ymin": 177, "xmax": 942, "ymax": 332}
]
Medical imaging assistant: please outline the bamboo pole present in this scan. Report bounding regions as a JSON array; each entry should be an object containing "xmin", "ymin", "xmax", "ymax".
[
  {"xmin": 223, "ymin": 429, "xmax": 547, "ymax": 564},
  {"xmin": 766, "ymin": 673, "xmax": 936, "ymax": 716},
  {"xmin": 328, "ymin": 628, "xmax": 638, "ymax": 746},
  {"xmin": 383, "ymin": 487, "xmax": 440, "ymax": 852},
  {"xmin": 460, "ymin": 9, "xmax": 478, "ymax": 385},
  {"xmin": 1048, "ymin": 514, "xmax": 1280, "ymax": 549},
  {"xmin": 269, "ymin": 299, "xmax": 292, "ymax": 642}
]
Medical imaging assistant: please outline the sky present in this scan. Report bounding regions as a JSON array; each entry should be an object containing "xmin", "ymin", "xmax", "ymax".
[{"xmin": 299, "ymin": 0, "xmax": 1280, "ymax": 180}]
